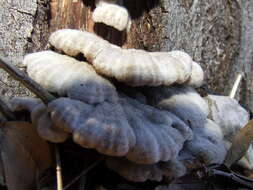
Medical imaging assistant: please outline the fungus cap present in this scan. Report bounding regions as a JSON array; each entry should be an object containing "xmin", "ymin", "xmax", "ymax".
[
  {"xmin": 49, "ymin": 29, "xmax": 204, "ymax": 87},
  {"xmin": 23, "ymin": 51, "xmax": 118, "ymax": 104},
  {"xmin": 143, "ymin": 85, "xmax": 209, "ymax": 129},
  {"xmin": 93, "ymin": 0, "xmax": 131, "ymax": 31}
]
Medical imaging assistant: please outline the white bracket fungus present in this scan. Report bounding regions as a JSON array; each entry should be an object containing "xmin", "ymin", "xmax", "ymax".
[
  {"xmin": 205, "ymin": 95, "xmax": 249, "ymax": 140},
  {"xmin": 23, "ymin": 51, "xmax": 118, "ymax": 104},
  {"xmin": 49, "ymin": 29, "xmax": 204, "ymax": 87},
  {"xmin": 93, "ymin": 0, "xmax": 131, "ymax": 31}
]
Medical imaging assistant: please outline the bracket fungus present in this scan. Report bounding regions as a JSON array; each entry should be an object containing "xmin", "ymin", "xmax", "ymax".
[
  {"xmin": 143, "ymin": 85, "xmax": 209, "ymax": 129},
  {"xmin": 9, "ymin": 97, "xmax": 69, "ymax": 143},
  {"xmin": 204, "ymin": 95, "xmax": 253, "ymax": 170},
  {"xmin": 106, "ymin": 157, "xmax": 186, "ymax": 182},
  {"xmin": 106, "ymin": 119, "xmax": 226, "ymax": 182},
  {"xmin": 7, "ymin": 26, "xmax": 242, "ymax": 183},
  {"xmin": 93, "ymin": 0, "xmax": 131, "ymax": 31},
  {"xmin": 205, "ymin": 95, "xmax": 249, "ymax": 140},
  {"xmin": 49, "ymin": 29, "xmax": 204, "ymax": 87},
  {"xmin": 187, "ymin": 61, "xmax": 204, "ymax": 87},
  {"xmin": 184, "ymin": 120, "xmax": 226, "ymax": 165},
  {"xmin": 23, "ymin": 51, "xmax": 118, "ymax": 104},
  {"xmin": 106, "ymin": 157, "xmax": 165, "ymax": 182},
  {"xmin": 119, "ymin": 94, "xmax": 193, "ymax": 164},
  {"xmin": 47, "ymin": 95, "xmax": 193, "ymax": 164},
  {"xmin": 48, "ymin": 97, "xmax": 136, "ymax": 157}
]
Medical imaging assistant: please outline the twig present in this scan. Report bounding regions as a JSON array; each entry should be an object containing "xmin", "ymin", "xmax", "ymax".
[
  {"xmin": 55, "ymin": 145, "xmax": 63, "ymax": 190},
  {"xmin": 0, "ymin": 97, "xmax": 16, "ymax": 121},
  {"xmin": 78, "ymin": 175, "xmax": 86, "ymax": 190},
  {"xmin": 0, "ymin": 56, "xmax": 55, "ymax": 104},
  {"xmin": 0, "ymin": 56, "xmax": 63, "ymax": 189},
  {"xmin": 229, "ymin": 73, "xmax": 243, "ymax": 99},
  {"xmin": 63, "ymin": 157, "xmax": 104, "ymax": 190}
]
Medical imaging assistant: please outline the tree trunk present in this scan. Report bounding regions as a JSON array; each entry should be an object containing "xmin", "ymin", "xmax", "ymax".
[
  {"xmin": 1, "ymin": 0, "xmax": 253, "ymax": 111},
  {"xmin": 0, "ymin": 0, "xmax": 50, "ymax": 98}
]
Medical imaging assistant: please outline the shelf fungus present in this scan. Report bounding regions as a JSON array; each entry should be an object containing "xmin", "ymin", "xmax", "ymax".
[
  {"xmin": 204, "ymin": 95, "xmax": 253, "ymax": 170},
  {"xmin": 106, "ymin": 119, "xmax": 226, "ymax": 182},
  {"xmin": 11, "ymin": 27, "xmax": 236, "ymax": 183},
  {"xmin": 119, "ymin": 94, "xmax": 193, "ymax": 164},
  {"xmin": 143, "ymin": 85, "xmax": 209, "ymax": 129},
  {"xmin": 106, "ymin": 157, "xmax": 165, "ymax": 182},
  {"xmin": 106, "ymin": 157, "xmax": 187, "ymax": 182},
  {"xmin": 9, "ymin": 97, "xmax": 69, "ymax": 143},
  {"xmin": 47, "ymin": 95, "xmax": 193, "ymax": 164},
  {"xmin": 48, "ymin": 97, "xmax": 136, "ymax": 156},
  {"xmin": 205, "ymin": 95, "xmax": 249, "ymax": 141},
  {"xmin": 49, "ymin": 29, "xmax": 204, "ymax": 87},
  {"xmin": 93, "ymin": 0, "xmax": 131, "ymax": 31},
  {"xmin": 23, "ymin": 51, "xmax": 118, "ymax": 104},
  {"xmin": 184, "ymin": 119, "xmax": 226, "ymax": 165}
]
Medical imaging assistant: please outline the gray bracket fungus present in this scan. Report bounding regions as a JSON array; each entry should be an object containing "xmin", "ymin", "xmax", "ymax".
[
  {"xmin": 118, "ymin": 94, "xmax": 193, "ymax": 164},
  {"xmin": 23, "ymin": 51, "xmax": 118, "ymax": 104},
  {"xmin": 7, "ymin": 88, "xmax": 227, "ymax": 182},
  {"xmin": 9, "ymin": 97, "xmax": 41, "ymax": 113},
  {"xmin": 106, "ymin": 119, "xmax": 226, "ymax": 182},
  {"xmin": 106, "ymin": 158, "xmax": 187, "ymax": 182},
  {"xmin": 184, "ymin": 119, "xmax": 226, "ymax": 165},
  {"xmin": 10, "ymin": 28, "xmax": 233, "ymax": 182},
  {"xmin": 106, "ymin": 157, "xmax": 164, "ymax": 182},
  {"xmin": 48, "ymin": 97, "xmax": 136, "ymax": 157},
  {"xmin": 8, "ymin": 94, "xmax": 193, "ymax": 165},
  {"xmin": 49, "ymin": 29, "xmax": 204, "ymax": 87},
  {"xmin": 31, "ymin": 104, "xmax": 69, "ymax": 143},
  {"xmin": 47, "ymin": 94, "xmax": 193, "ymax": 164},
  {"xmin": 9, "ymin": 97, "xmax": 69, "ymax": 143},
  {"xmin": 93, "ymin": 0, "xmax": 131, "ymax": 31},
  {"xmin": 143, "ymin": 85, "xmax": 209, "ymax": 129}
]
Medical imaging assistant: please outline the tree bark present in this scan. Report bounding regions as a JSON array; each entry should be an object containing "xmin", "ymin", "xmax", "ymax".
[
  {"xmin": 0, "ymin": 0, "xmax": 50, "ymax": 98},
  {"xmin": 125, "ymin": 0, "xmax": 241, "ymax": 94}
]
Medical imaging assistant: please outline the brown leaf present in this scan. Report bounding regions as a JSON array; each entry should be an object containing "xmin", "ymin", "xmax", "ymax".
[
  {"xmin": 0, "ymin": 121, "xmax": 52, "ymax": 190},
  {"xmin": 225, "ymin": 120, "xmax": 253, "ymax": 168}
]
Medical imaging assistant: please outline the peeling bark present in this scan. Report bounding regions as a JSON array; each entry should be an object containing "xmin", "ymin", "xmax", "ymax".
[{"xmin": 49, "ymin": 0, "xmax": 87, "ymax": 32}]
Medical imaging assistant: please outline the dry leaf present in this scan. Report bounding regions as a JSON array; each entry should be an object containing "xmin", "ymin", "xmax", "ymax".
[
  {"xmin": 225, "ymin": 120, "xmax": 253, "ymax": 168},
  {"xmin": 0, "ymin": 121, "xmax": 52, "ymax": 190}
]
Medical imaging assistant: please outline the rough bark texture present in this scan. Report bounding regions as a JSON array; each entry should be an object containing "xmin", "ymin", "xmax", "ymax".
[
  {"xmin": 49, "ymin": 0, "xmax": 87, "ymax": 32},
  {"xmin": 1, "ymin": 0, "xmax": 253, "ymax": 112},
  {"xmin": 0, "ymin": 0, "xmax": 50, "ymax": 99},
  {"xmin": 124, "ymin": 0, "xmax": 253, "ymax": 111},
  {"xmin": 235, "ymin": 0, "xmax": 253, "ymax": 112},
  {"xmin": 125, "ymin": 0, "xmax": 241, "ymax": 95},
  {"xmin": 0, "ymin": 0, "xmax": 37, "ymax": 98}
]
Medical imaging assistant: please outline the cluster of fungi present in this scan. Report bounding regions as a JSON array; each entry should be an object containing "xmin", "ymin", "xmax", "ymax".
[{"xmin": 1, "ymin": 0, "xmax": 253, "ymax": 188}]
